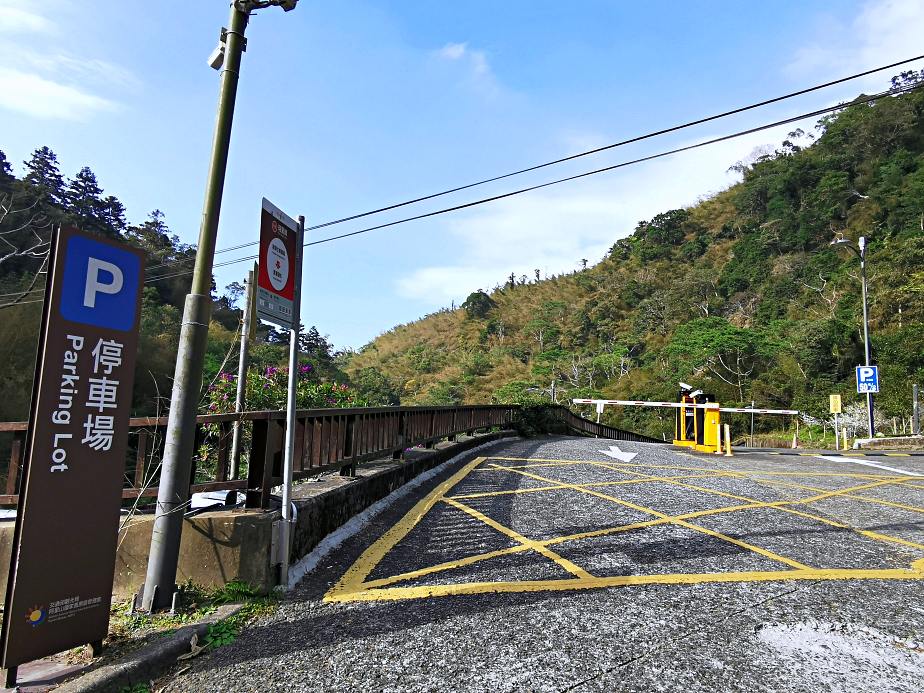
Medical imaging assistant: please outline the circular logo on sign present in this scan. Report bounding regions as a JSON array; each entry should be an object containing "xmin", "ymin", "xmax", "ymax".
[
  {"xmin": 267, "ymin": 238, "xmax": 289, "ymax": 291},
  {"xmin": 26, "ymin": 605, "xmax": 46, "ymax": 627}
]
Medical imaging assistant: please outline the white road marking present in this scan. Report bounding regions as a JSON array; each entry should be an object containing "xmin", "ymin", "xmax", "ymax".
[
  {"xmin": 599, "ymin": 445, "xmax": 638, "ymax": 463},
  {"xmin": 815, "ymin": 455, "xmax": 923, "ymax": 477}
]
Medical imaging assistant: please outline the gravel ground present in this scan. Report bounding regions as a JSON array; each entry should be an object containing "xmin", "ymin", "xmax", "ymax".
[{"xmin": 166, "ymin": 436, "xmax": 924, "ymax": 692}]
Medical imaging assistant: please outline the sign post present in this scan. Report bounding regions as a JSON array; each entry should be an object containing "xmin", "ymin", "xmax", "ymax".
[
  {"xmin": 0, "ymin": 227, "xmax": 143, "ymax": 685},
  {"xmin": 830, "ymin": 394, "xmax": 842, "ymax": 450},
  {"xmin": 256, "ymin": 199, "xmax": 303, "ymax": 588},
  {"xmin": 230, "ymin": 263, "xmax": 258, "ymax": 479}
]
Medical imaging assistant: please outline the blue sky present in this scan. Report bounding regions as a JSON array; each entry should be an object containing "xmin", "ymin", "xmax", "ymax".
[{"xmin": 2, "ymin": 0, "xmax": 923, "ymax": 348}]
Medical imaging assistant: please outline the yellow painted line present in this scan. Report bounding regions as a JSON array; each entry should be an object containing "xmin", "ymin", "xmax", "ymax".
[
  {"xmin": 490, "ymin": 464, "xmax": 810, "ymax": 570},
  {"xmin": 359, "ymin": 545, "xmax": 535, "ymax": 590},
  {"xmin": 449, "ymin": 484, "xmax": 570, "ymax": 499},
  {"xmin": 477, "ymin": 460, "xmax": 598, "ymax": 471},
  {"xmin": 325, "ymin": 456, "xmax": 488, "ymax": 601},
  {"xmin": 587, "ymin": 459, "xmax": 924, "ymax": 556},
  {"xmin": 757, "ymin": 478, "xmax": 924, "ymax": 515},
  {"xmin": 325, "ymin": 567, "xmax": 924, "ymax": 603},
  {"xmin": 885, "ymin": 453, "xmax": 911, "ymax": 457},
  {"xmin": 442, "ymin": 497, "xmax": 594, "ymax": 580},
  {"xmin": 350, "ymin": 487, "xmax": 924, "ymax": 594},
  {"xmin": 507, "ymin": 455, "xmax": 891, "ymax": 479},
  {"xmin": 326, "ymin": 453, "xmax": 924, "ymax": 605},
  {"xmin": 361, "ymin": 502, "xmax": 769, "ymax": 591},
  {"xmin": 448, "ymin": 472, "xmax": 731, "ymax": 501}
]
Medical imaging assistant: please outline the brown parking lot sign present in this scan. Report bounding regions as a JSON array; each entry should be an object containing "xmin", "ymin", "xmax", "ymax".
[{"xmin": 1, "ymin": 227, "xmax": 144, "ymax": 673}]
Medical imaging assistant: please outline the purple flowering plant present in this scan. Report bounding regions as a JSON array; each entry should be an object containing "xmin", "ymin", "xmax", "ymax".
[{"xmin": 203, "ymin": 363, "xmax": 365, "ymax": 415}]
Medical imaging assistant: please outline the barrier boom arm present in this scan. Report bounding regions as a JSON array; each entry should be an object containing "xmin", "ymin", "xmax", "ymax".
[{"xmin": 571, "ymin": 399, "xmax": 798, "ymax": 415}]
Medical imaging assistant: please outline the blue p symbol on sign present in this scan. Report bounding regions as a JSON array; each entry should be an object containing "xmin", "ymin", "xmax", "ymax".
[
  {"xmin": 856, "ymin": 365, "xmax": 879, "ymax": 393},
  {"xmin": 59, "ymin": 235, "xmax": 141, "ymax": 331}
]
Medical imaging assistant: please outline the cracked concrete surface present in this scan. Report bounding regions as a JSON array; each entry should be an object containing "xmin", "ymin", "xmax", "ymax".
[{"xmin": 166, "ymin": 436, "xmax": 924, "ymax": 692}]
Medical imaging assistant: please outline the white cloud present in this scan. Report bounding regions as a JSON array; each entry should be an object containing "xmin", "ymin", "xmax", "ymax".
[
  {"xmin": 438, "ymin": 42, "xmax": 467, "ymax": 61},
  {"xmin": 0, "ymin": 5, "xmax": 52, "ymax": 34},
  {"xmin": 434, "ymin": 41, "xmax": 498, "ymax": 93},
  {"xmin": 788, "ymin": 0, "xmax": 924, "ymax": 86},
  {"xmin": 0, "ymin": 68, "xmax": 117, "ymax": 120},
  {"xmin": 396, "ymin": 124, "xmax": 804, "ymax": 305},
  {"xmin": 0, "ymin": 0, "xmax": 134, "ymax": 120}
]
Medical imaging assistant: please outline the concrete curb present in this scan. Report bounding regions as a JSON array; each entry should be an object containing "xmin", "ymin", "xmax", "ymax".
[
  {"xmin": 735, "ymin": 448, "xmax": 924, "ymax": 457},
  {"xmin": 286, "ymin": 434, "xmax": 519, "ymax": 590},
  {"xmin": 854, "ymin": 435, "xmax": 924, "ymax": 450},
  {"xmin": 53, "ymin": 603, "xmax": 243, "ymax": 693}
]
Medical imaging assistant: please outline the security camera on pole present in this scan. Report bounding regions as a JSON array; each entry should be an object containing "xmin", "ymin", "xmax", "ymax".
[{"xmin": 140, "ymin": 0, "xmax": 299, "ymax": 613}]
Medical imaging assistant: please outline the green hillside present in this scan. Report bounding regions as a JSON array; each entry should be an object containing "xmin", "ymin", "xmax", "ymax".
[
  {"xmin": 0, "ymin": 149, "xmax": 349, "ymax": 422},
  {"xmin": 346, "ymin": 72, "xmax": 924, "ymax": 439}
]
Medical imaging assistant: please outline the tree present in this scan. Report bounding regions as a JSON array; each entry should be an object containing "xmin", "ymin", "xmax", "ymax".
[
  {"xmin": 100, "ymin": 195, "xmax": 127, "ymax": 235},
  {"xmin": 351, "ymin": 367, "xmax": 400, "ymax": 405},
  {"xmin": 524, "ymin": 317, "xmax": 557, "ymax": 353},
  {"xmin": 664, "ymin": 318, "xmax": 779, "ymax": 403},
  {"xmin": 0, "ymin": 150, "xmax": 13, "ymax": 191},
  {"xmin": 23, "ymin": 147, "xmax": 65, "ymax": 206},
  {"xmin": 127, "ymin": 210, "xmax": 194, "ymax": 308},
  {"xmin": 223, "ymin": 281, "xmax": 245, "ymax": 309},
  {"xmin": 461, "ymin": 290, "xmax": 495, "ymax": 319},
  {"xmin": 65, "ymin": 166, "xmax": 112, "ymax": 237},
  {"xmin": 299, "ymin": 326, "xmax": 334, "ymax": 364}
]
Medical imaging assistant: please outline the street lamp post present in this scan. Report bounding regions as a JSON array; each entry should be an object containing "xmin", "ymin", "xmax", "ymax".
[
  {"xmin": 141, "ymin": 0, "xmax": 299, "ymax": 612},
  {"xmin": 831, "ymin": 236, "xmax": 875, "ymax": 438}
]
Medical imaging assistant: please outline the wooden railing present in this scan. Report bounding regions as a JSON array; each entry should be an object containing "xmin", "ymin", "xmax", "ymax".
[
  {"xmin": 0, "ymin": 404, "xmax": 659, "ymax": 509},
  {"xmin": 0, "ymin": 405, "xmax": 517, "ymax": 509},
  {"xmin": 551, "ymin": 406, "xmax": 664, "ymax": 443}
]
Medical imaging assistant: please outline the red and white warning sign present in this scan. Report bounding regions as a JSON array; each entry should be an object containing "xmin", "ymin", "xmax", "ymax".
[{"xmin": 257, "ymin": 198, "xmax": 298, "ymax": 328}]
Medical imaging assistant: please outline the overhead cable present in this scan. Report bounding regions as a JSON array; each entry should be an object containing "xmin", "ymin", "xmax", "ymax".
[{"xmin": 141, "ymin": 54, "xmax": 924, "ymax": 276}]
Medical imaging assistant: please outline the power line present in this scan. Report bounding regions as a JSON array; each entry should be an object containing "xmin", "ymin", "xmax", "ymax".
[
  {"xmin": 8, "ymin": 70, "xmax": 924, "ymax": 305},
  {"xmin": 141, "ymin": 81, "xmax": 924, "ymax": 284},
  {"xmin": 141, "ymin": 54, "xmax": 924, "ymax": 277}
]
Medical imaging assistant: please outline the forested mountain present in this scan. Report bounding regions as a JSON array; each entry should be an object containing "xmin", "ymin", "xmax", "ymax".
[
  {"xmin": 346, "ymin": 72, "xmax": 924, "ymax": 438},
  {"xmin": 0, "ymin": 147, "xmax": 347, "ymax": 421},
  {"xmin": 3, "ymin": 73, "xmax": 924, "ymax": 439}
]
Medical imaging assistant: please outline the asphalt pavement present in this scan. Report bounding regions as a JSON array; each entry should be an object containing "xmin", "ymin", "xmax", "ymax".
[{"xmin": 167, "ymin": 436, "xmax": 924, "ymax": 692}]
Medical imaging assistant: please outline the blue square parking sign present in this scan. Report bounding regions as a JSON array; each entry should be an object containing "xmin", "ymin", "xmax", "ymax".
[
  {"xmin": 59, "ymin": 234, "xmax": 141, "ymax": 331},
  {"xmin": 856, "ymin": 365, "xmax": 879, "ymax": 394}
]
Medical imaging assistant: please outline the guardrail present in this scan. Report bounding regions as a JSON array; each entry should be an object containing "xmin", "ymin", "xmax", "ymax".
[
  {"xmin": 0, "ymin": 404, "xmax": 658, "ymax": 509},
  {"xmin": 551, "ymin": 406, "xmax": 664, "ymax": 443}
]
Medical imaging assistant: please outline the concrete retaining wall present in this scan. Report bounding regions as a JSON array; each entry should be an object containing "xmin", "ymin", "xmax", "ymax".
[{"xmin": 0, "ymin": 432, "xmax": 512, "ymax": 601}]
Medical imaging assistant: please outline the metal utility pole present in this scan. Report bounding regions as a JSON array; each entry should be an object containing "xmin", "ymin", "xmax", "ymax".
[
  {"xmin": 230, "ymin": 265, "xmax": 257, "ymax": 478},
  {"xmin": 914, "ymin": 383, "xmax": 920, "ymax": 435},
  {"xmin": 142, "ymin": 0, "xmax": 298, "ymax": 612},
  {"xmin": 750, "ymin": 400, "xmax": 755, "ymax": 447},
  {"xmin": 831, "ymin": 235, "xmax": 875, "ymax": 438},
  {"xmin": 280, "ymin": 215, "xmax": 305, "ymax": 587},
  {"xmin": 858, "ymin": 237, "xmax": 875, "ymax": 437}
]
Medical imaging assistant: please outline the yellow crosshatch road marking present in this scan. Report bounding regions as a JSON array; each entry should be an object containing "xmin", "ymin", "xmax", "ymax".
[{"xmin": 324, "ymin": 455, "xmax": 924, "ymax": 603}]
